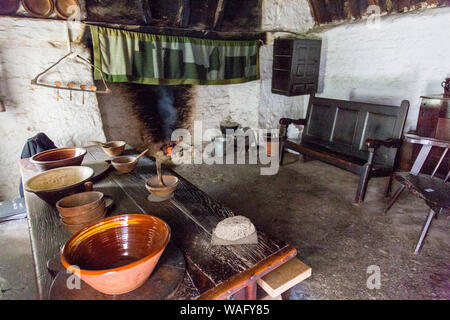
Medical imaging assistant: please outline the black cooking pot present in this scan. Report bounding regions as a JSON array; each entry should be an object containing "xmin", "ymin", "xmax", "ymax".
[{"xmin": 220, "ymin": 121, "xmax": 240, "ymax": 135}]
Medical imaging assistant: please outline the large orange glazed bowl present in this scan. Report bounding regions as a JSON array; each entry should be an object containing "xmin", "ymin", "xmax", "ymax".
[{"xmin": 60, "ymin": 214, "xmax": 171, "ymax": 295}]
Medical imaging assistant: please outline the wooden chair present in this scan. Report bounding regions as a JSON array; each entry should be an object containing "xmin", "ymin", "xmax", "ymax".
[{"xmin": 384, "ymin": 134, "xmax": 450, "ymax": 253}]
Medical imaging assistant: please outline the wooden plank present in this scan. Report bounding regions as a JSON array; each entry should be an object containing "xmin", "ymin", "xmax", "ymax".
[{"xmin": 257, "ymin": 258, "xmax": 312, "ymax": 297}]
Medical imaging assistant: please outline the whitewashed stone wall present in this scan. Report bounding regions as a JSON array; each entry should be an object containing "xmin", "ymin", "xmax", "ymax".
[
  {"xmin": 192, "ymin": 0, "xmax": 315, "ymax": 132},
  {"xmin": 0, "ymin": 17, "xmax": 105, "ymax": 201},
  {"xmin": 312, "ymin": 6, "xmax": 450, "ymax": 132}
]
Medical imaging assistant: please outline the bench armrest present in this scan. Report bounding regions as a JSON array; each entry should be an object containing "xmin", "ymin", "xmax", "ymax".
[
  {"xmin": 365, "ymin": 138, "xmax": 403, "ymax": 150},
  {"xmin": 279, "ymin": 118, "xmax": 307, "ymax": 126}
]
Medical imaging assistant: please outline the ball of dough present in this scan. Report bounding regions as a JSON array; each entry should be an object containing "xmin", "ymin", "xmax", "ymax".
[{"xmin": 213, "ymin": 216, "xmax": 256, "ymax": 241}]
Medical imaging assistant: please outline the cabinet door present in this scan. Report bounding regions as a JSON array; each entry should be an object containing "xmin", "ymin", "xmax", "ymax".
[{"xmin": 290, "ymin": 40, "xmax": 321, "ymax": 96}]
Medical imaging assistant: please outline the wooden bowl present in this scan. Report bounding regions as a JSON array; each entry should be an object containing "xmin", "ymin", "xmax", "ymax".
[
  {"xmin": 60, "ymin": 214, "xmax": 171, "ymax": 295},
  {"xmin": 145, "ymin": 175, "xmax": 179, "ymax": 198},
  {"xmin": 56, "ymin": 191, "xmax": 104, "ymax": 217},
  {"xmin": 101, "ymin": 141, "xmax": 126, "ymax": 156},
  {"xmin": 111, "ymin": 156, "xmax": 138, "ymax": 174},
  {"xmin": 31, "ymin": 147, "xmax": 87, "ymax": 172},
  {"xmin": 24, "ymin": 166, "xmax": 94, "ymax": 204},
  {"xmin": 61, "ymin": 210, "xmax": 106, "ymax": 235}
]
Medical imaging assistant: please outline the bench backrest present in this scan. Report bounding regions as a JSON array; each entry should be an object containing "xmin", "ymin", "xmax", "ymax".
[{"xmin": 302, "ymin": 95, "xmax": 409, "ymax": 167}]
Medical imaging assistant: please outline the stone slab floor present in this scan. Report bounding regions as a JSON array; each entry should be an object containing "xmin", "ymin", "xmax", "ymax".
[{"xmin": 1, "ymin": 153, "xmax": 449, "ymax": 299}]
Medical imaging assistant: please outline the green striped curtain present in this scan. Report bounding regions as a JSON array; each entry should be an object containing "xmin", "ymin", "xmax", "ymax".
[{"xmin": 90, "ymin": 26, "xmax": 260, "ymax": 85}]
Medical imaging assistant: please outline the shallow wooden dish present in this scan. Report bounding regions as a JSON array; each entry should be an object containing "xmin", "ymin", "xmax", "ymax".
[
  {"xmin": 54, "ymin": 0, "xmax": 80, "ymax": 19},
  {"xmin": 0, "ymin": 0, "xmax": 20, "ymax": 15},
  {"xmin": 145, "ymin": 175, "xmax": 179, "ymax": 198},
  {"xmin": 101, "ymin": 141, "xmax": 126, "ymax": 156},
  {"xmin": 60, "ymin": 214, "xmax": 171, "ymax": 295},
  {"xmin": 22, "ymin": 0, "xmax": 54, "ymax": 18},
  {"xmin": 31, "ymin": 147, "xmax": 87, "ymax": 171},
  {"xmin": 111, "ymin": 156, "xmax": 138, "ymax": 173},
  {"xmin": 24, "ymin": 166, "xmax": 94, "ymax": 204}
]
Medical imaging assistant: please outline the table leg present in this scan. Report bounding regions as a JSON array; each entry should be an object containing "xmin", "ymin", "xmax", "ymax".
[{"xmin": 230, "ymin": 281, "xmax": 257, "ymax": 300}]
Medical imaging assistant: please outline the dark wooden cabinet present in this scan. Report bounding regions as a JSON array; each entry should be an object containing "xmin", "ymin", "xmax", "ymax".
[
  {"xmin": 271, "ymin": 38, "xmax": 322, "ymax": 96},
  {"xmin": 413, "ymin": 95, "xmax": 450, "ymax": 177}
]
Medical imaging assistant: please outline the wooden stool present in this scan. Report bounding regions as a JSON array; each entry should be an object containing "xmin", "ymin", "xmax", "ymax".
[{"xmin": 257, "ymin": 257, "xmax": 311, "ymax": 298}]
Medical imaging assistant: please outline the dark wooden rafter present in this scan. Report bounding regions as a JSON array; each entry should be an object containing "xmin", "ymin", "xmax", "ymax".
[
  {"xmin": 213, "ymin": 0, "xmax": 227, "ymax": 30},
  {"xmin": 307, "ymin": 0, "xmax": 332, "ymax": 24},
  {"xmin": 308, "ymin": 0, "xmax": 450, "ymax": 24},
  {"xmin": 139, "ymin": 0, "xmax": 152, "ymax": 24},
  {"xmin": 86, "ymin": 21, "xmax": 266, "ymax": 42},
  {"xmin": 176, "ymin": 0, "xmax": 191, "ymax": 28}
]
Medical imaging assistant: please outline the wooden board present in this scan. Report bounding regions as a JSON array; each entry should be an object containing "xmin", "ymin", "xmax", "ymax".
[
  {"xmin": 257, "ymin": 258, "xmax": 311, "ymax": 297},
  {"xmin": 48, "ymin": 241, "xmax": 185, "ymax": 300}
]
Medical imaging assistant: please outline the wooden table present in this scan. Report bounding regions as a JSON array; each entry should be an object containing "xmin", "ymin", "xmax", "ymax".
[{"xmin": 20, "ymin": 145, "xmax": 297, "ymax": 300}]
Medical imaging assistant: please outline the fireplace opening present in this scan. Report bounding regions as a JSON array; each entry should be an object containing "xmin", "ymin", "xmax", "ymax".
[{"xmin": 134, "ymin": 84, "xmax": 194, "ymax": 156}]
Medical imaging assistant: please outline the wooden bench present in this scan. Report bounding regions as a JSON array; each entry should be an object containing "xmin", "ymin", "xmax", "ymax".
[{"xmin": 279, "ymin": 94, "xmax": 409, "ymax": 203}]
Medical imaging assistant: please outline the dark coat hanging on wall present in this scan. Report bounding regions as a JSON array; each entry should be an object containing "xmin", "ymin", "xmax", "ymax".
[{"xmin": 19, "ymin": 133, "xmax": 57, "ymax": 197}]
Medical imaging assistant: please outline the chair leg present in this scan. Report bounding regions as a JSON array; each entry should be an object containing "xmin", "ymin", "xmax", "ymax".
[
  {"xmin": 384, "ymin": 174, "xmax": 394, "ymax": 197},
  {"xmin": 414, "ymin": 209, "xmax": 436, "ymax": 254},
  {"xmin": 383, "ymin": 185, "xmax": 406, "ymax": 214},
  {"xmin": 279, "ymin": 138, "xmax": 286, "ymax": 166},
  {"xmin": 355, "ymin": 165, "xmax": 371, "ymax": 204}
]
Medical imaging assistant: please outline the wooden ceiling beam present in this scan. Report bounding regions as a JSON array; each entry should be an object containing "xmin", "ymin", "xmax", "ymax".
[
  {"xmin": 213, "ymin": 0, "xmax": 227, "ymax": 30},
  {"xmin": 176, "ymin": 0, "xmax": 191, "ymax": 28}
]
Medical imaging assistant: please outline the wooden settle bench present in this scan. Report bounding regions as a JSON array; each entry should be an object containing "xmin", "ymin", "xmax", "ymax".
[{"xmin": 279, "ymin": 94, "xmax": 410, "ymax": 203}]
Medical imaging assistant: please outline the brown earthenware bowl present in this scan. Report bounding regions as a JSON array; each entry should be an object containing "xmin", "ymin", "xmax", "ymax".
[
  {"xmin": 60, "ymin": 214, "xmax": 171, "ymax": 295},
  {"xmin": 31, "ymin": 147, "xmax": 87, "ymax": 172},
  {"xmin": 145, "ymin": 175, "xmax": 179, "ymax": 198},
  {"xmin": 21, "ymin": 0, "xmax": 54, "ymax": 18},
  {"xmin": 111, "ymin": 156, "xmax": 138, "ymax": 174},
  {"xmin": 54, "ymin": 0, "xmax": 80, "ymax": 19},
  {"xmin": 61, "ymin": 209, "xmax": 106, "ymax": 235},
  {"xmin": 61, "ymin": 205, "xmax": 106, "ymax": 225},
  {"xmin": 56, "ymin": 191, "xmax": 104, "ymax": 217},
  {"xmin": 101, "ymin": 141, "xmax": 126, "ymax": 156},
  {"xmin": 24, "ymin": 166, "xmax": 94, "ymax": 204}
]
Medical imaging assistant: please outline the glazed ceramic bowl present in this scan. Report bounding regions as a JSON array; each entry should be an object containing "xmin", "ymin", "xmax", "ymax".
[
  {"xmin": 31, "ymin": 147, "xmax": 87, "ymax": 171},
  {"xmin": 24, "ymin": 166, "xmax": 94, "ymax": 204},
  {"xmin": 111, "ymin": 156, "xmax": 138, "ymax": 174},
  {"xmin": 145, "ymin": 175, "xmax": 179, "ymax": 198},
  {"xmin": 101, "ymin": 141, "xmax": 126, "ymax": 156},
  {"xmin": 60, "ymin": 214, "xmax": 171, "ymax": 295}
]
